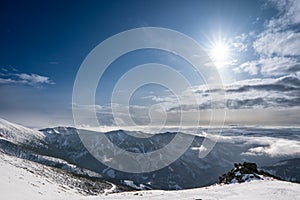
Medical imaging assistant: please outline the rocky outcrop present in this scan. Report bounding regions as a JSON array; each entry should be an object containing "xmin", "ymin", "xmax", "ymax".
[{"xmin": 219, "ymin": 162, "xmax": 280, "ymax": 184}]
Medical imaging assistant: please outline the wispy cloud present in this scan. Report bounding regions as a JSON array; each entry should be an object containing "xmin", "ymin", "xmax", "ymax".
[
  {"xmin": 253, "ymin": 31, "xmax": 300, "ymax": 57},
  {"xmin": 197, "ymin": 129, "xmax": 300, "ymax": 157},
  {"xmin": 16, "ymin": 73, "xmax": 54, "ymax": 85},
  {"xmin": 242, "ymin": 137, "xmax": 300, "ymax": 157},
  {"xmin": 231, "ymin": 33, "xmax": 252, "ymax": 53},
  {"xmin": 0, "ymin": 67, "xmax": 55, "ymax": 87},
  {"xmin": 236, "ymin": 57, "xmax": 300, "ymax": 76},
  {"xmin": 161, "ymin": 74, "xmax": 300, "ymax": 111},
  {"xmin": 235, "ymin": 0, "xmax": 300, "ymax": 76},
  {"xmin": 73, "ymin": 72, "xmax": 300, "ymax": 127},
  {"xmin": 211, "ymin": 130, "xmax": 300, "ymax": 157},
  {"xmin": 214, "ymin": 75, "xmax": 299, "ymax": 109},
  {"xmin": 236, "ymin": 61, "xmax": 259, "ymax": 75},
  {"xmin": 266, "ymin": 0, "xmax": 300, "ymax": 31}
]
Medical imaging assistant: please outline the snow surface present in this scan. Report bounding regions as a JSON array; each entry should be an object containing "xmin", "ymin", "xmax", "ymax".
[
  {"xmin": 0, "ymin": 153, "xmax": 80, "ymax": 200},
  {"xmin": 0, "ymin": 118, "xmax": 45, "ymax": 145},
  {"xmin": 1, "ymin": 117, "xmax": 300, "ymax": 199},
  {"xmin": 97, "ymin": 180, "xmax": 300, "ymax": 200},
  {"xmin": 1, "ymin": 152, "xmax": 299, "ymax": 200}
]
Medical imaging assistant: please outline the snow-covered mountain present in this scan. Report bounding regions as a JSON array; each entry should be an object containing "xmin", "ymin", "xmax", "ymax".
[
  {"xmin": 0, "ymin": 117, "xmax": 300, "ymax": 199},
  {"xmin": 1, "ymin": 117, "xmax": 300, "ymax": 189},
  {"xmin": 100, "ymin": 179, "xmax": 300, "ymax": 200},
  {"xmin": 101, "ymin": 162, "xmax": 300, "ymax": 199},
  {"xmin": 0, "ymin": 153, "xmax": 122, "ymax": 199},
  {"xmin": 2, "ymin": 152, "xmax": 299, "ymax": 200},
  {"xmin": 0, "ymin": 118, "xmax": 132, "ymax": 196},
  {"xmin": 0, "ymin": 118, "xmax": 45, "ymax": 146},
  {"xmin": 38, "ymin": 127, "xmax": 235, "ymax": 189},
  {"xmin": 38, "ymin": 126, "xmax": 300, "ymax": 189}
]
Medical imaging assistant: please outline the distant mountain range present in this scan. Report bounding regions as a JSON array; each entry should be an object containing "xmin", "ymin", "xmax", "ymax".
[{"xmin": 0, "ymin": 117, "xmax": 299, "ymax": 192}]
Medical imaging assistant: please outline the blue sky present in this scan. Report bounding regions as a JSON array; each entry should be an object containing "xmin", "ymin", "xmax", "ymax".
[{"xmin": 0, "ymin": 0, "xmax": 299, "ymax": 128}]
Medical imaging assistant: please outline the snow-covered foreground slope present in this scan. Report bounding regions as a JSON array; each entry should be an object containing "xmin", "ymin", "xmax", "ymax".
[
  {"xmin": 2, "ymin": 151, "xmax": 299, "ymax": 200},
  {"xmin": 0, "ymin": 153, "xmax": 82, "ymax": 200},
  {"xmin": 1, "ymin": 117, "xmax": 300, "ymax": 189},
  {"xmin": 0, "ymin": 152, "xmax": 124, "ymax": 200},
  {"xmin": 98, "ymin": 180, "xmax": 300, "ymax": 200},
  {"xmin": 0, "ymin": 118, "xmax": 45, "ymax": 145},
  {"xmin": 1, "ymin": 117, "xmax": 300, "ymax": 199}
]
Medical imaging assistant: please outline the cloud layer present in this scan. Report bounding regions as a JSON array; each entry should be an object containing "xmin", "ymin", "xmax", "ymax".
[
  {"xmin": 0, "ymin": 67, "xmax": 54, "ymax": 87},
  {"xmin": 236, "ymin": 0, "xmax": 300, "ymax": 77}
]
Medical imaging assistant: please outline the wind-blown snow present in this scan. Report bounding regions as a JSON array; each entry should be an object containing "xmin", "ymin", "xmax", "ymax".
[
  {"xmin": 98, "ymin": 180, "xmax": 300, "ymax": 200},
  {"xmin": 0, "ymin": 153, "xmax": 80, "ymax": 200},
  {"xmin": 0, "ymin": 117, "xmax": 300, "ymax": 199},
  {"xmin": 1, "ymin": 151, "xmax": 299, "ymax": 200},
  {"xmin": 0, "ymin": 118, "xmax": 45, "ymax": 145}
]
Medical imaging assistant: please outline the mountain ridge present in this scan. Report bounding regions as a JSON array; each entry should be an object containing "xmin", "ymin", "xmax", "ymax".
[{"xmin": 0, "ymin": 117, "xmax": 299, "ymax": 190}]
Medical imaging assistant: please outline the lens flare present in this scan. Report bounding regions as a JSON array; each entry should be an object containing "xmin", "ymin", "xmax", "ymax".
[{"xmin": 210, "ymin": 42, "xmax": 229, "ymax": 62}]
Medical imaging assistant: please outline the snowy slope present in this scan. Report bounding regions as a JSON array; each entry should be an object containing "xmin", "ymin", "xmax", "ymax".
[
  {"xmin": 2, "ymin": 117, "xmax": 299, "ymax": 190},
  {"xmin": 98, "ymin": 180, "xmax": 300, "ymax": 200},
  {"xmin": 0, "ymin": 153, "xmax": 84, "ymax": 200},
  {"xmin": 0, "ymin": 118, "xmax": 300, "ymax": 199},
  {"xmin": 0, "ymin": 118, "xmax": 45, "ymax": 146},
  {"xmin": 1, "ymin": 151, "xmax": 299, "ymax": 200},
  {"xmin": 0, "ymin": 152, "xmax": 122, "ymax": 200},
  {"xmin": 37, "ymin": 126, "xmax": 300, "ymax": 189},
  {"xmin": 0, "ymin": 118, "xmax": 132, "ymax": 199}
]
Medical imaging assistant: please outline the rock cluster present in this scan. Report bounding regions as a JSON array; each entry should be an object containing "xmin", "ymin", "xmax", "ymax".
[{"xmin": 219, "ymin": 162, "xmax": 277, "ymax": 184}]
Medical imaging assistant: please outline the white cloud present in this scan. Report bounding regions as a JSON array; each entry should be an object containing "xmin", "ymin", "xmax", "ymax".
[
  {"xmin": 113, "ymin": 75, "xmax": 299, "ymax": 123},
  {"xmin": 0, "ymin": 68, "xmax": 54, "ymax": 87},
  {"xmin": 239, "ymin": 0, "xmax": 300, "ymax": 77},
  {"xmin": 238, "ymin": 61, "xmax": 259, "ymax": 75},
  {"xmin": 73, "ymin": 72, "xmax": 300, "ymax": 126},
  {"xmin": 191, "ymin": 144, "xmax": 207, "ymax": 153},
  {"xmin": 242, "ymin": 138, "xmax": 300, "ymax": 157},
  {"xmin": 201, "ymin": 129, "xmax": 300, "ymax": 157},
  {"xmin": 259, "ymin": 57, "xmax": 300, "ymax": 75},
  {"xmin": 16, "ymin": 73, "xmax": 54, "ymax": 85},
  {"xmin": 190, "ymin": 74, "xmax": 300, "ymax": 109},
  {"xmin": 267, "ymin": 0, "xmax": 300, "ymax": 30},
  {"xmin": 0, "ymin": 78, "xmax": 18, "ymax": 84},
  {"xmin": 237, "ymin": 57, "xmax": 300, "ymax": 76},
  {"xmin": 253, "ymin": 31, "xmax": 300, "ymax": 57},
  {"xmin": 193, "ymin": 129, "xmax": 300, "ymax": 157},
  {"xmin": 231, "ymin": 33, "xmax": 250, "ymax": 52}
]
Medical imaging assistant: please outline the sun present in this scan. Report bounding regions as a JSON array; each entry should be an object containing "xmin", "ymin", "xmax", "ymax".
[{"xmin": 210, "ymin": 42, "xmax": 229, "ymax": 62}]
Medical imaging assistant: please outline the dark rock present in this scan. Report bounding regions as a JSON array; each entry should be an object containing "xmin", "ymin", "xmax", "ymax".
[{"xmin": 219, "ymin": 162, "xmax": 279, "ymax": 184}]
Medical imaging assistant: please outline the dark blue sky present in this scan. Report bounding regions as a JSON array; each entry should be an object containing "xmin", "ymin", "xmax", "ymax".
[{"xmin": 0, "ymin": 0, "xmax": 299, "ymax": 127}]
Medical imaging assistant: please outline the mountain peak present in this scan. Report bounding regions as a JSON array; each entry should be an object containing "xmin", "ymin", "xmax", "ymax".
[
  {"xmin": 39, "ymin": 127, "xmax": 78, "ymax": 135},
  {"xmin": 219, "ymin": 162, "xmax": 280, "ymax": 184},
  {"xmin": 0, "ymin": 118, "xmax": 44, "ymax": 144}
]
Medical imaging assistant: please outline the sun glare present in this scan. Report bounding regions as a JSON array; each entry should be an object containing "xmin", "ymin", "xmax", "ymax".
[{"xmin": 210, "ymin": 42, "xmax": 229, "ymax": 62}]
